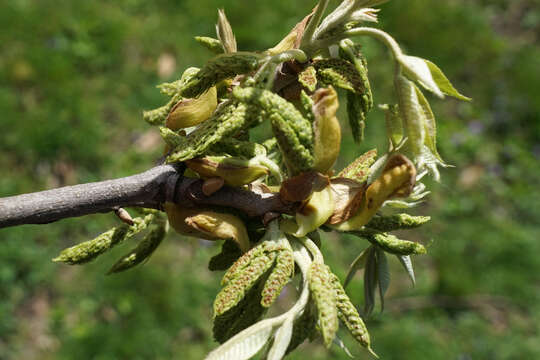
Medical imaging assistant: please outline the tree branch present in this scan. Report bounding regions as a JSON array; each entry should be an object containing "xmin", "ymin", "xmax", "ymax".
[{"xmin": 0, "ymin": 165, "xmax": 295, "ymax": 229}]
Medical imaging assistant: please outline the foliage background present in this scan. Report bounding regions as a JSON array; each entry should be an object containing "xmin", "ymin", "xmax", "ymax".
[{"xmin": 1, "ymin": 0, "xmax": 539, "ymax": 359}]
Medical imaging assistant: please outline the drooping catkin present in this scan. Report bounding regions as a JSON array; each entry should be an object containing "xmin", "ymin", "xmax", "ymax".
[
  {"xmin": 308, "ymin": 262, "xmax": 338, "ymax": 348},
  {"xmin": 213, "ymin": 251, "xmax": 277, "ymax": 316},
  {"xmin": 166, "ymin": 101, "xmax": 263, "ymax": 163},
  {"xmin": 107, "ymin": 223, "xmax": 166, "ymax": 274},
  {"xmin": 365, "ymin": 214, "xmax": 431, "ymax": 232},
  {"xmin": 357, "ymin": 232, "xmax": 426, "ymax": 255},
  {"xmin": 260, "ymin": 248, "xmax": 294, "ymax": 307},
  {"xmin": 53, "ymin": 214, "xmax": 154, "ymax": 265},
  {"xmin": 329, "ymin": 272, "xmax": 372, "ymax": 351},
  {"xmin": 181, "ymin": 52, "xmax": 262, "ymax": 98}
]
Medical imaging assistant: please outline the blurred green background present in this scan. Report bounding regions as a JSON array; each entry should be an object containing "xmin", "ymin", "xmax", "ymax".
[{"xmin": 1, "ymin": 0, "xmax": 539, "ymax": 359}]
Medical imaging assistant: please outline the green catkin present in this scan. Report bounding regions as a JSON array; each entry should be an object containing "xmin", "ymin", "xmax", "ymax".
[
  {"xmin": 286, "ymin": 298, "xmax": 318, "ymax": 354},
  {"xmin": 232, "ymin": 87, "xmax": 313, "ymax": 150},
  {"xmin": 270, "ymin": 113, "xmax": 314, "ymax": 175},
  {"xmin": 299, "ymin": 90, "xmax": 315, "ymax": 123},
  {"xmin": 159, "ymin": 127, "xmax": 185, "ymax": 149},
  {"xmin": 181, "ymin": 52, "xmax": 262, "ymax": 98},
  {"xmin": 366, "ymin": 214, "xmax": 431, "ymax": 232},
  {"xmin": 213, "ymin": 252, "xmax": 277, "ymax": 316},
  {"xmin": 356, "ymin": 232, "xmax": 427, "ymax": 255},
  {"xmin": 208, "ymin": 240, "xmax": 243, "ymax": 271},
  {"xmin": 260, "ymin": 248, "xmax": 294, "ymax": 307},
  {"xmin": 166, "ymin": 101, "xmax": 263, "ymax": 163},
  {"xmin": 337, "ymin": 149, "xmax": 377, "ymax": 182},
  {"xmin": 53, "ymin": 214, "xmax": 154, "ymax": 264},
  {"xmin": 213, "ymin": 280, "xmax": 266, "ymax": 343},
  {"xmin": 107, "ymin": 223, "xmax": 166, "ymax": 274},
  {"xmin": 314, "ymin": 58, "xmax": 364, "ymax": 94},
  {"xmin": 329, "ymin": 272, "xmax": 373, "ymax": 352},
  {"xmin": 221, "ymin": 241, "xmax": 284, "ymax": 286},
  {"xmin": 158, "ymin": 67, "xmax": 201, "ymax": 96},
  {"xmin": 339, "ymin": 42, "xmax": 373, "ymax": 143},
  {"xmin": 298, "ymin": 66, "xmax": 318, "ymax": 92},
  {"xmin": 143, "ymin": 94, "xmax": 181, "ymax": 126},
  {"xmin": 309, "ymin": 262, "xmax": 338, "ymax": 348},
  {"xmin": 194, "ymin": 36, "xmax": 224, "ymax": 54},
  {"xmin": 209, "ymin": 138, "xmax": 266, "ymax": 158}
]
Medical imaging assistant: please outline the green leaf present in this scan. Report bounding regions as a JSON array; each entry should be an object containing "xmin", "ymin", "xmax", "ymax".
[
  {"xmin": 396, "ymin": 255, "xmax": 416, "ymax": 287},
  {"xmin": 267, "ymin": 318, "xmax": 293, "ymax": 360},
  {"xmin": 344, "ymin": 247, "xmax": 369, "ymax": 288},
  {"xmin": 414, "ymin": 84, "xmax": 446, "ymax": 164},
  {"xmin": 363, "ymin": 247, "xmax": 377, "ymax": 317},
  {"xmin": 375, "ymin": 249, "xmax": 390, "ymax": 312},
  {"xmin": 425, "ymin": 60, "xmax": 471, "ymax": 101},
  {"xmin": 399, "ymin": 55, "xmax": 444, "ymax": 98}
]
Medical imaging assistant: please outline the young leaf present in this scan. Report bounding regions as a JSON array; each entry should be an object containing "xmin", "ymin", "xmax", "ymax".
[
  {"xmin": 375, "ymin": 248, "xmax": 390, "ymax": 311},
  {"xmin": 363, "ymin": 247, "xmax": 377, "ymax": 317},
  {"xmin": 424, "ymin": 59, "xmax": 471, "ymax": 101},
  {"xmin": 267, "ymin": 318, "xmax": 294, "ymax": 360},
  {"xmin": 398, "ymin": 55, "xmax": 444, "ymax": 98},
  {"xmin": 205, "ymin": 318, "xmax": 275, "ymax": 360},
  {"xmin": 344, "ymin": 247, "xmax": 369, "ymax": 288},
  {"xmin": 397, "ymin": 255, "xmax": 416, "ymax": 286}
]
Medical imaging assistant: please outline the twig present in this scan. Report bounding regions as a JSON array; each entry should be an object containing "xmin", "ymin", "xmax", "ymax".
[{"xmin": 0, "ymin": 164, "xmax": 295, "ymax": 229}]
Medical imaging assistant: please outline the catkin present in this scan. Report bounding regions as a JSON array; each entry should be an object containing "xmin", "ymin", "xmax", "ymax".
[
  {"xmin": 166, "ymin": 101, "xmax": 263, "ymax": 163},
  {"xmin": 213, "ymin": 252, "xmax": 277, "ymax": 316},
  {"xmin": 260, "ymin": 249, "xmax": 294, "ymax": 307},
  {"xmin": 53, "ymin": 214, "xmax": 154, "ymax": 265},
  {"xmin": 338, "ymin": 149, "xmax": 377, "ymax": 182},
  {"xmin": 360, "ymin": 232, "xmax": 427, "ymax": 255},
  {"xmin": 181, "ymin": 52, "xmax": 262, "ymax": 98},
  {"xmin": 309, "ymin": 262, "xmax": 338, "ymax": 348},
  {"xmin": 329, "ymin": 272, "xmax": 372, "ymax": 350},
  {"xmin": 366, "ymin": 214, "xmax": 431, "ymax": 232},
  {"xmin": 107, "ymin": 223, "xmax": 166, "ymax": 274}
]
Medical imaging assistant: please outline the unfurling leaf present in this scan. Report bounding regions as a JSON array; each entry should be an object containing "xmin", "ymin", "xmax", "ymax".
[
  {"xmin": 363, "ymin": 246, "xmax": 377, "ymax": 317},
  {"xmin": 375, "ymin": 248, "xmax": 390, "ymax": 311},
  {"xmin": 216, "ymin": 9, "xmax": 237, "ymax": 54},
  {"xmin": 267, "ymin": 318, "xmax": 294, "ymax": 360},
  {"xmin": 344, "ymin": 247, "xmax": 369, "ymax": 288},
  {"xmin": 166, "ymin": 86, "xmax": 217, "ymax": 130},
  {"xmin": 398, "ymin": 55, "xmax": 444, "ymax": 98},
  {"xmin": 312, "ymin": 86, "xmax": 341, "ymax": 174},
  {"xmin": 293, "ymin": 185, "xmax": 335, "ymax": 237},
  {"xmin": 185, "ymin": 155, "xmax": 269, "ymax": 187},
  {"xmin": 379, "ymin": 104, "xmax": 403, "ymax": 148},
  {"xmin": 397, "ymin": 255, "xmax": 416, "ymax": 286},
  {"xmin": 332, "ymin": 154, "xmax": 416, "ymax": 231},
  {"xmin": 185, "ymin": 211, "xmax": 251, "ymax": 252}
]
